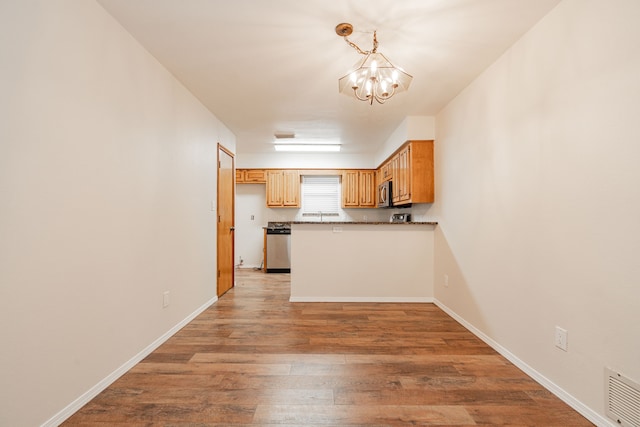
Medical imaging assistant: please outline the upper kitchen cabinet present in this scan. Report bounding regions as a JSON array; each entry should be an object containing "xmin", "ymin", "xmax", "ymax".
[
  {"xmin": 379, "ymin": 140, "xmax": 434, "ymax": 205},
  {"xmin": 393, "ymin": 146, "xmax": 411, "ymax": 204},
  {"xmin": 266, "ymin": 170, "xmax": 300, "ymax": 208},
  {"xmin": 236, "ymin": 169, "xmax": 266, "ymax": 183},
  {"xmin": 378, "ymin": 161, "xmax": 393, "ymax": 185},
  {"xmin": 342, "ymin": 170, "xmax": 376, "ymax": 208}
]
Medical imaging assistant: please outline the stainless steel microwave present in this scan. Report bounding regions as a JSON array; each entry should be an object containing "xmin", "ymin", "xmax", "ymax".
[{"xmin": 377, "ymin": 181, "xmax": 392, "ymax": 208}]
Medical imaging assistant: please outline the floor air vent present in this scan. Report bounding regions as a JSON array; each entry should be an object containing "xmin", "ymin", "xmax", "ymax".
[{"xmin": 606, "ymin": 368, "xmax": 640, "ymax": 427}]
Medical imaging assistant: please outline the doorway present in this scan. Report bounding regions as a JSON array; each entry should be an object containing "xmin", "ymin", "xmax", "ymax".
[{"xmin": 217, "ymin": 144, "xmax": 235, "ymax": 296}]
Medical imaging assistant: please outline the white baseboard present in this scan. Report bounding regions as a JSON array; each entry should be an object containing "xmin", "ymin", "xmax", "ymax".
[
  {"xmin": 42, "ymin": 295, "xmax": 218, "ymax": 427},
  {"xmin": 433, "ymin": 298, "xmax": 613, "ymax": 427},
  {"xmin": 290, "ymin": 296, "xmax": 433, "ymax": 303}
]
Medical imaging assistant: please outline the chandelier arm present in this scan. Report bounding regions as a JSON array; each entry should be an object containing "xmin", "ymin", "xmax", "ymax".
[
  {"xmin": 351, "ymin": 87, "xmax": 370, "ymax": 102},
  {"xmin": 373, "ymin": 80, "xmax": 396, "ymax": 102},
  {"xmin": 353, "ymin": 89, "xmax": 377, "ymax": 105},
  {"xmin": 350, "ymin": 86, "xmax": 390, "ymax": 105}
]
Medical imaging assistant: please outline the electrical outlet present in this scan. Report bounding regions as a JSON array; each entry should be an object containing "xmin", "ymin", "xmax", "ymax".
[
  {"xmin": 444, "ymin": 274, "xmax": 449, "ymax": 287},
  {"xmin": 332, "ymin": 226, "xmax": 343, "ymax": 233},
  {"xmin": 163, "ymin": 291, "xmax": 170, "ymax": 308},
  {"xmin": 555, "ymin": 326, "xmax": 568, "ymax": 351}
]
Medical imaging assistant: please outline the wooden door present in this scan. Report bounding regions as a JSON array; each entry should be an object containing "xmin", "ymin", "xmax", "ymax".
[{"xmin": 217, "ymin": 144, "xmax": 235, "ymax": 297}]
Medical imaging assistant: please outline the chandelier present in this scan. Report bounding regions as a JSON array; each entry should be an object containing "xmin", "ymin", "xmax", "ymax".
[{"xmin": 336, "ymin": 23, "xmax": 413, "ymax": 105}]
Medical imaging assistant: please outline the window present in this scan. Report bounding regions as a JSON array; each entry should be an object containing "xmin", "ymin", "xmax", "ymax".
[{"xmin": 301, "ymin": 175, "xmax": 341, "ymax": 216}]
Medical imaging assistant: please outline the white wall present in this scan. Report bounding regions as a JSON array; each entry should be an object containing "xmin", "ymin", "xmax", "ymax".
[
  {"xmin": 434, "ymin": 0, "xmax": 640, "ymax": 424},
  {"xmin": 374, "ymin": 116, "xmax": 436, "ymax": 166},
  {"xmin": 235, "ymin": 184, "xmax": 268, "ymax": 268},
  {"xmin": 237, "ymin": 115, "xmax": 435, "ymax": 170},
  {"xmin": 237, "ymin": 152, "xmax": 375, "ymax": 169},
  {"xmin": 291, "ymin": 223, "xmax": 435, "ymax": 301},
  {"xmin": 0, "ymin": 1, "xmax": 234, "ymax": 425}
]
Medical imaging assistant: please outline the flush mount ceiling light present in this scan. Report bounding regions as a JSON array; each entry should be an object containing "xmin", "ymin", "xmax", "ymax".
[
  {"xmin": 273, "ymin": 137, "xmax": 341, "ymax": 152},
  {"xmin": 274, "ymin": 144, "xmax": 341, "ymax": 152},
  {"xmin": 336, "ymin": 23, "xmax": 413, "ymax": 105}
]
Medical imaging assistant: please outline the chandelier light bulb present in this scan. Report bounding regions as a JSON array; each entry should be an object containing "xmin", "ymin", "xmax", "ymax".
[{"xmin": 380, "ymin": 80, "xmax": 388, "ymax": 96}]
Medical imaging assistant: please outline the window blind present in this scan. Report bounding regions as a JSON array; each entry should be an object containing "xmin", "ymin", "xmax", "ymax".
[{"xmin": 301, "ymin": 175, "xmax": 341, "ymax": 214}]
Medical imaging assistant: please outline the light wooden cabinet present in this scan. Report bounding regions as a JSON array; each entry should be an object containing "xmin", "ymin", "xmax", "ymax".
[
  {"xmin": 358, "ymin": 170, "xmax": 376, "ymax": 207},
  {"xmin": 266, "ymin": 170, "xmax": 283, "ymax": 206},
  {"xmin": 342, "ymin": 171, "xmax": 359, "ymax": 207},
  {"xmin": 393, "ymin": 146, "xmax": 411, "ymax": 204},
  {"xmin": 379, "ymin": 162, "xmax": 393, "ymax": 184},
  {"xmin": 377, "ymin": 153, "xmax": 399, "ymax": 191},
  {"xmin": 377, "ymin": 140, "xmax": 434, "ymax": 205},
  {"xmin": 391, "ymin": 154, "xmax": 399, "ymax": 189},
  {"xmin": 342, "ymin": 170, "xmax": 376, "ymax": 208},
  {"xmin": 236, "ymin": 169, "xmax": 266, "ymax": 184},
  {"xmin": 266, "ymin": 170, "xmax": 300, "ymax": 207},
  {"xmin": 282, "ymin": 170, "xmax": 300, "ymax": 207}
]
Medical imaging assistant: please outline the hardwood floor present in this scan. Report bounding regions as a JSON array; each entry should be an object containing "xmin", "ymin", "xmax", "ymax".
[{"xmin": 63, "ymin": 269, "xmax": 593, "ymax": 426}]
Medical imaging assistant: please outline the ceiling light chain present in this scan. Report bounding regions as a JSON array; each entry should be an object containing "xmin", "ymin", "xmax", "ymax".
[
  {"xmin": 341, "ymin": 30, "xmax": 378, "ymax": 56},
  {"xmin": 335, "ymin": 23, "xmax": 412, "ymax": 105}
]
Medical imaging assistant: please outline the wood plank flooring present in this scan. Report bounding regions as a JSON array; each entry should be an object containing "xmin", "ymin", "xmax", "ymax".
[{"xmin": 63, "ymin": 269, "xmax": 593, "ymax": 426}]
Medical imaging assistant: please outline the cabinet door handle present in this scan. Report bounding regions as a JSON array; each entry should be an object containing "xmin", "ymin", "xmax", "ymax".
[{"xmin": 230, "ymin": 227, "xmax": 235, "ymax": 231}]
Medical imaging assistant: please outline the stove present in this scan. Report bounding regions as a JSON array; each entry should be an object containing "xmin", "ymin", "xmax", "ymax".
[{"xmin": 266, "ymin": 222, "xmax": 291, "ymax": 232}]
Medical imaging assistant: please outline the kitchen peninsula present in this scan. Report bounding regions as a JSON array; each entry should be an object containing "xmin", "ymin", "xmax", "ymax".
[{"xmin": 289, "ymin": 221, "xmax": 437, "ymax": 302}]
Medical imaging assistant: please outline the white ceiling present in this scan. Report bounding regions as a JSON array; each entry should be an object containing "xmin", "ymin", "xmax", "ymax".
[{"xmin": 96, "ymin": 0, "xmax": 561, "ymax": 156}]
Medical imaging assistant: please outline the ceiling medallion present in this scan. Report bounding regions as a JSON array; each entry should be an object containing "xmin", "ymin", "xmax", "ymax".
[{"xmin": 335, "ymin": 23, "xmax": 413, "ymax": 105}]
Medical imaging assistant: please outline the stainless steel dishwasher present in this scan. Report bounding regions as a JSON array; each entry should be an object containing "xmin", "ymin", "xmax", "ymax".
[{"xmin": 265, "ymin": 222, "xmax": 291, "ymax": 273}]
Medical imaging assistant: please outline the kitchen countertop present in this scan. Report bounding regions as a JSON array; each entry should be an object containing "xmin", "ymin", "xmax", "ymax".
[{"xmin": 291, "ymin": 221, "xmax": 438, "ymax": 225}]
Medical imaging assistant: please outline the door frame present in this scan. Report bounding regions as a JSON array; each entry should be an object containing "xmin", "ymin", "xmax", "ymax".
[{"xmin": 216, "ymin": 143, "xmax": 235, "ymax": 296}]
